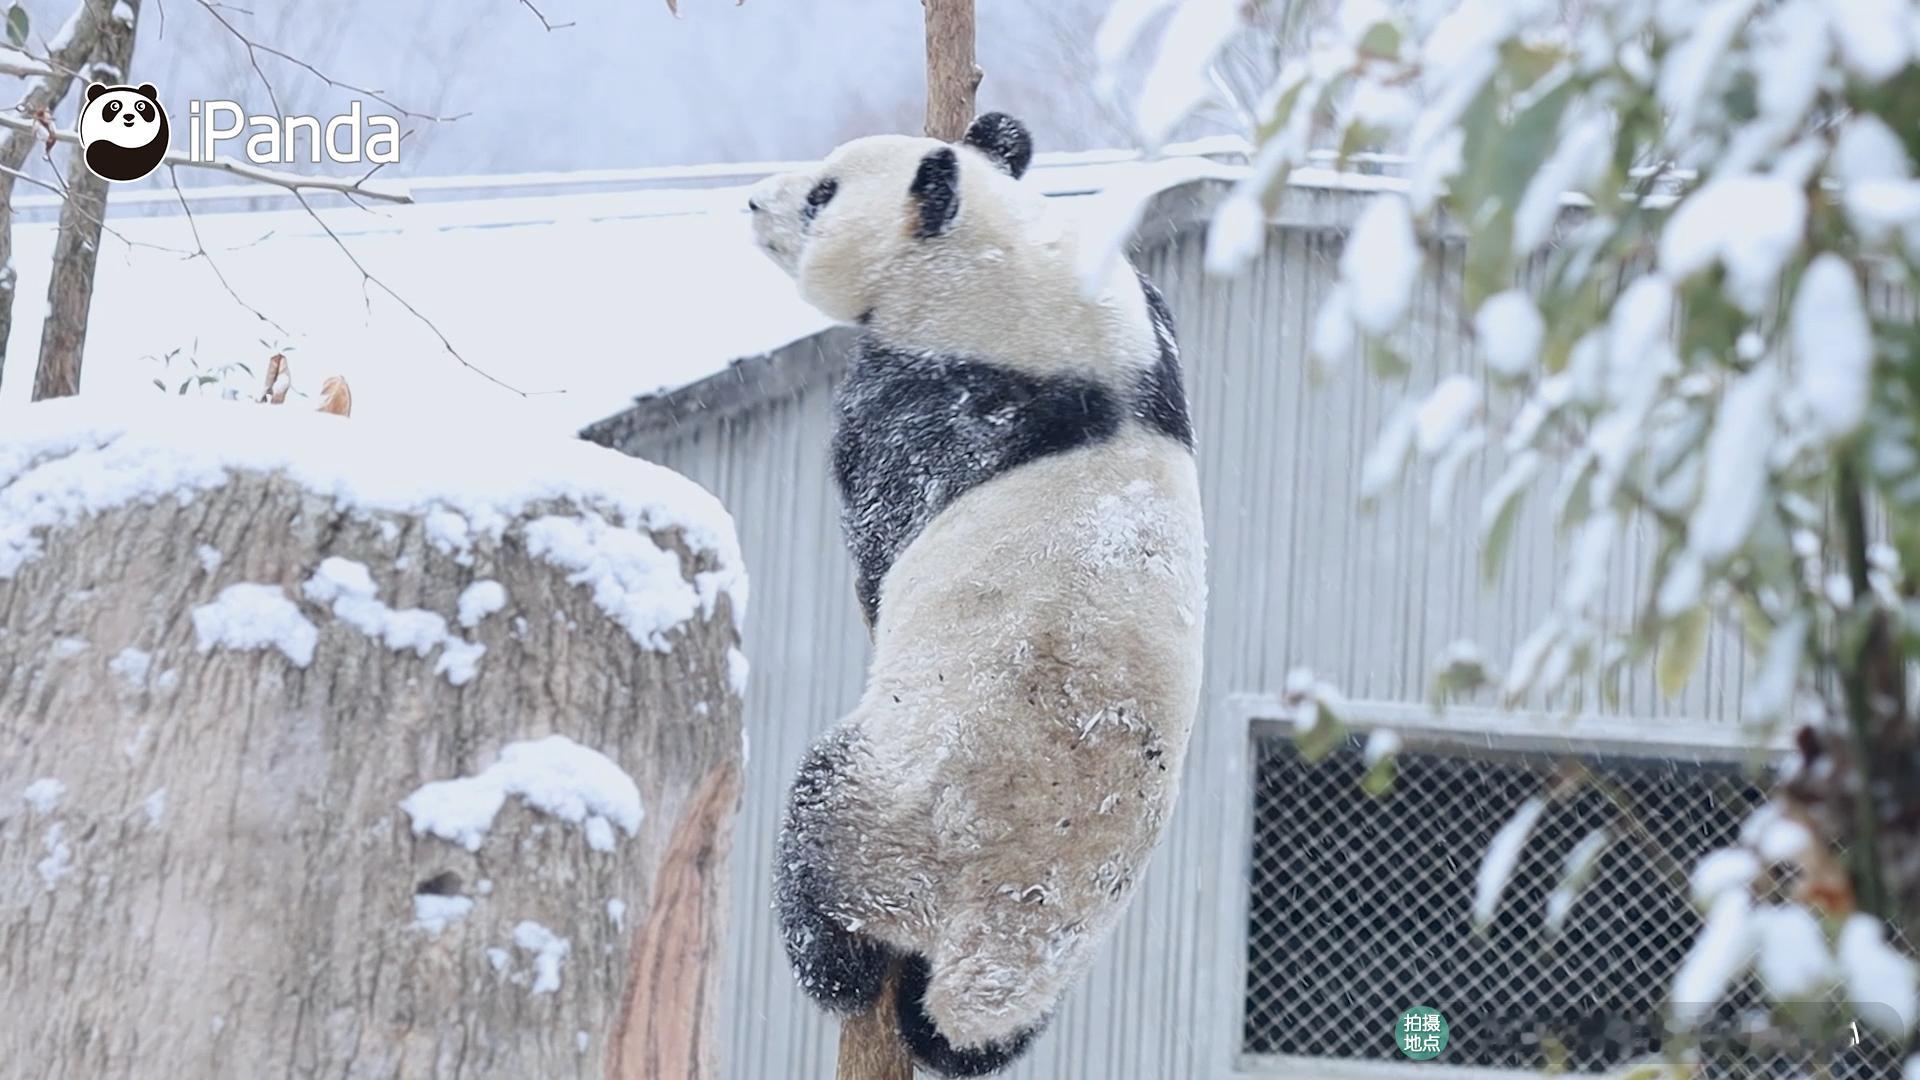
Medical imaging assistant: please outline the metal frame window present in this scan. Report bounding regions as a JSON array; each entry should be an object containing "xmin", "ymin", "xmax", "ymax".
[{"xmin": 1207, "ymin": 695, "xmax": 1830, "ymax": 1079}]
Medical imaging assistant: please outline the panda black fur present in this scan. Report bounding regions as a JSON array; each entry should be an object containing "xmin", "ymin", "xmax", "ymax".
[{"xmin": 751, "ymin": 114, "xmax": 1207, "ymax": 1077}]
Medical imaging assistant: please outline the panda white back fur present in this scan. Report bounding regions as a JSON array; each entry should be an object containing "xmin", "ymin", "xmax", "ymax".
[{"xmin": 750, "ymin": 114, "xmax": 1206, "ymax": 1076}]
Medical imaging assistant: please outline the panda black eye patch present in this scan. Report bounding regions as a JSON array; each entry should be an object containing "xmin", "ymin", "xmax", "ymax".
[{"xmin": 803, "ymin": 178, "xmax": 838, "ymax": 224}]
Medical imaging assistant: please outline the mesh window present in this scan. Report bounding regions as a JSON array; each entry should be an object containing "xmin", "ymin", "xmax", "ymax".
[{"xmin": 1242, "ymin": 731, "xmax": 1903, "ymax": 1076}]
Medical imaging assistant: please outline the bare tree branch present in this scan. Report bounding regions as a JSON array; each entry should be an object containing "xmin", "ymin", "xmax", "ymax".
[
  {"xmin": 516, "ymin": 0, "xmax": 575, "ymax": 31},
  {"xmin": 30, "ymin": 147, "xmax": 198, "ymax": 258},
  {"xmin": 287, "ymin": 187, "xmax": 556, "ymax": 399},
  {"xmin": 0, "ymin": 47, "xmax": 59, "ymax": 78},
  {"xmin": 191, "ymin": 0, "xmax": 467, "ymax": 124},
  {"xmin": 166, "ymin": 164, "xmax": 291, "ymax": 338}
]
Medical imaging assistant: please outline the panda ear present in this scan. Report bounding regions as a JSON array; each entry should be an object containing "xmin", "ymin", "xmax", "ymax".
[
  {"xmin": 963, "ymin": 113, "xmax": 1032, "ymax": 180},
  {"xmin": 909, "ymin": 147, "xmax": 960, "ymax": 239},
  {"xmin": 136, "ymin": 84, "xmax": 158, "ymax": 101},
  {"xmin": 85, "ymin": 83, "xmax": 107, "ymax": 103}
]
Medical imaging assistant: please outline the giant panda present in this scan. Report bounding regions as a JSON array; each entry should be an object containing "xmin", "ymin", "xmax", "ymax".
[{"xmin": 749, "ymin": 113, "xmax": 1207, "ymax": 1077}]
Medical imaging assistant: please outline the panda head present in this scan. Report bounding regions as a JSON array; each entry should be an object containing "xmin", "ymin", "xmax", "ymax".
[
  {"xmin": 77, "ymin": 83, "xmax": 169, "ymax": 182},
  {"xmin": 748, "ymin": 114, "xmax": 1084, "ymax": 337}
]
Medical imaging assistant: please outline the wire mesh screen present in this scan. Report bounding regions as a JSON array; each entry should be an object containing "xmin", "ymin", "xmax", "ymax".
[{"xmin": 1242, "ymin": 730, "xmax": 1903, "ymax": 1076}]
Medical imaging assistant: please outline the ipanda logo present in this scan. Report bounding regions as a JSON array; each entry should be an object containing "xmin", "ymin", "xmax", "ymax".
[
  {"xmin": 78, "ymin": 81, "xmax": 402, "ymax": 184},
  {"xmin": 77, "ymin": 82, "xmax": 169, "ymax": 182}
]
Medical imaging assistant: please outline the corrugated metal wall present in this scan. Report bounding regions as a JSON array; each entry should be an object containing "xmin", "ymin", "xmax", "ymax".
[{"xmin": 617, "ymin": 188, "xmax": 1757, "ymax": 1079}]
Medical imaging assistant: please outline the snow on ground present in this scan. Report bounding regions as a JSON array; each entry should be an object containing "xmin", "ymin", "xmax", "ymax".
[
  {"xmin": 0, "ymin": 145, "xmax": 1248, "ymax": 436},
  {"xmin": 0, "ymin": 185, "xmax": 827, "ymax": 435},
  {"xmin": 401, "ymin": 734, "xmax": 643, "ymax": 853},
  {"xmin": 0, "ymin": 399, "xmax": 748, "ymax": 633}
]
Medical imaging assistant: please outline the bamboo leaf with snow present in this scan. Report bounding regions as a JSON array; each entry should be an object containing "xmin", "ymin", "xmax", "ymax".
[{"xmin": 1471, "ymin": 795, "xmax": 1546, "ymax": 932}]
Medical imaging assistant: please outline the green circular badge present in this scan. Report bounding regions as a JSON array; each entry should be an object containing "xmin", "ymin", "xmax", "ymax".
[{"xmin": 1395, "ymin": 1005, "xmax": 1449, "ymax": 1060}]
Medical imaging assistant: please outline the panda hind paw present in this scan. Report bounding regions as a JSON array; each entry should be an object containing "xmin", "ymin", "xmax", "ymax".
[
  {"xmin": 782, "ymin": 910, "xmax": 891, "ymax": 1015},
  {"xmin": 893, "ymin": 953, "xmax": 1045, "ymax": 1077}
]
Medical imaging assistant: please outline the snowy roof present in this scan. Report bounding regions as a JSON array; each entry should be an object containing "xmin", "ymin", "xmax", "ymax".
[{"xmin": 0, "ymin": 142, "xmax": 1247, "ymax": 438}]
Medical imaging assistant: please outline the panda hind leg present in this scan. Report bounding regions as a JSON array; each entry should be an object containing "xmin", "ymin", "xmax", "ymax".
[
  {"xmin": 778, "ymin": 890, "xmax": 891, "ymax": 1013},
  {"xmin": 775, "ymin": 728, "xmax": 891, "ymax": 1013}
]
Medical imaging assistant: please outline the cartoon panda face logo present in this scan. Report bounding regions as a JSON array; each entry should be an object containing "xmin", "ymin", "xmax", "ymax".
[{"xmin": 77, "ymin": 83, "xmax": 169, "ymax": 182}]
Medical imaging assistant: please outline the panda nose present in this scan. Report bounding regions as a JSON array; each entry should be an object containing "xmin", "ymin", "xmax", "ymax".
[{"xmin": 122, "ymin": 114, "xmax": 135, "ymax": 124}]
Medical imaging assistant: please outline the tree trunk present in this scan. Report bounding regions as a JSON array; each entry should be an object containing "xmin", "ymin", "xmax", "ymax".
[
  {"xmin": 0, "ymin": 0, "xmax": 110, "ymax": 391},
  {"xmin": 836, "ymin": 962, "xmax": 914, "ymax": 1080},
  {"xmin": 829, "ymin": 14, "xmax": 985, "ymax": 1077},
  {"xmin": 33, "ymin": 0, "xmax": 138, "ymax": 401},
  {"xmin": 0, "ymin": 405, "xmax": 744, "ymax": 1080},
  {"xmin": 922, "ymin": 0, "xmax": 979, "ymax": 142}
]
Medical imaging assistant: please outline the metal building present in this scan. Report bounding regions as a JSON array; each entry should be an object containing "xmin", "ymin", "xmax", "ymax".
[{"xmin": 584, "ymin": 168, "xmax": 1793, "ymax": 1079}]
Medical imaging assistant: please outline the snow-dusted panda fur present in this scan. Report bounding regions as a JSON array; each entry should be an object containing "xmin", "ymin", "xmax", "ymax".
[{"xmin": 749, "ymin": 114, "xmax": 1206, "ymax": 1077}]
